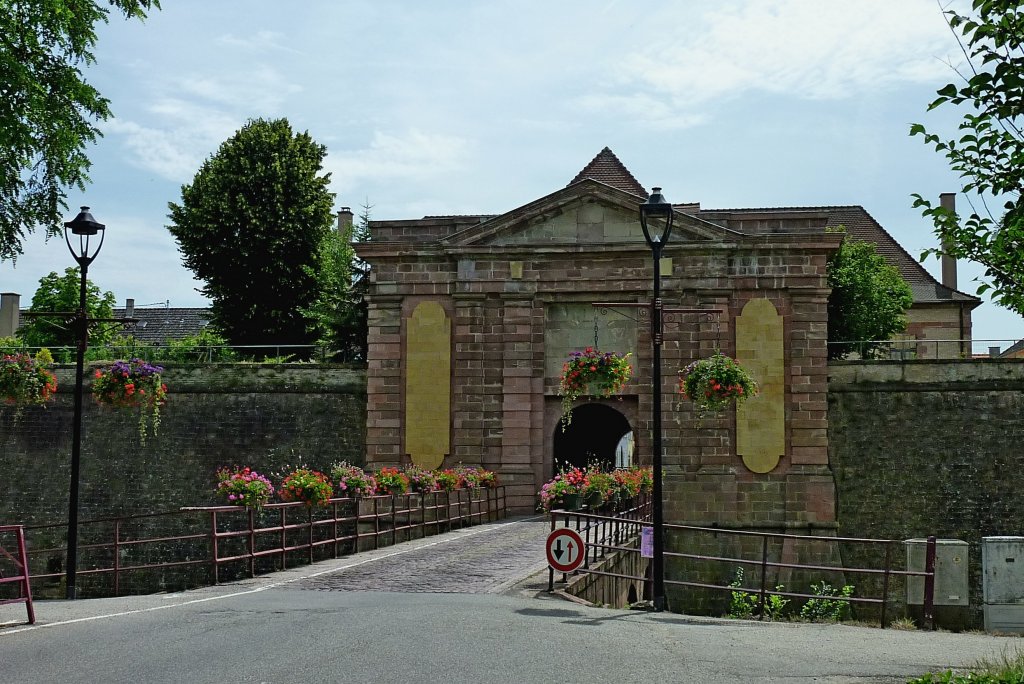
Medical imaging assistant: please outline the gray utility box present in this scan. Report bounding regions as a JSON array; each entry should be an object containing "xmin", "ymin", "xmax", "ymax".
[
  {"xmin": 982, "ymin": 536, "xmax": 1024, "ymax": 634},
  {"xmin": 906, "ymin": 539, "xmax": 969, "ymax": 631}
]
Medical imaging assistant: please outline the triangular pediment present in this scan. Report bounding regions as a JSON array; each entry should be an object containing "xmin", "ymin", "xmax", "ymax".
[{"xmin": 442, "ymin": 179, "xmax": 737, "ymax": 248}]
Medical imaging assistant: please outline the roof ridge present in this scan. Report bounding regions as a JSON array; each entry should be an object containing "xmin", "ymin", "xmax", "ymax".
[
  {"xmin": 702, "ymin": 204, "xmax": 863, "ymax": 213},
  {"xmin": 568, "ymin": 147, "xmax": 648, "ymax": 198}
]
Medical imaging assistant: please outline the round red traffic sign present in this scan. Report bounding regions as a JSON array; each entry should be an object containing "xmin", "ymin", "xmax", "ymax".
[{"xmin": 546, "ymin": 527, "xmax": 585, "ymax": 573}]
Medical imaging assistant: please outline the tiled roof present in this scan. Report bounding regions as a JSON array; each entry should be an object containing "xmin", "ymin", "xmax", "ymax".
[
  {"xmin": 701, "ymin": 205, "xmax": 980, "ymax": 306},
  {"xmin": 568, "ymin": 147, "xmax": 649, "ymax": 198},
  {"xmin": 112, "ymin": 307, "xmax": 211, "ymax": 344},
  {"xmin": 999, "ymin": 338, "xmax": 1024, "ymax": 357}
]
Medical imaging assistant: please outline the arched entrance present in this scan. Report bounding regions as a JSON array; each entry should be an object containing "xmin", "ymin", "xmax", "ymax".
[{"xmin": 552, "ymin": 403, "xmax": 632, "ymax": 475}]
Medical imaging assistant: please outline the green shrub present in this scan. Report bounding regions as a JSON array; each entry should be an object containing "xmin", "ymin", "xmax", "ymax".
[
  {"xmin": 800, "ymin": 580, "xmax": 854, "ymax": 622},
  {"xmin": 727, "ymin": 567, "xmax": 789, "ymax": 621},
  {"xmin": 162, "ymin": 329, "xmax": 237, "ymax": 362}
]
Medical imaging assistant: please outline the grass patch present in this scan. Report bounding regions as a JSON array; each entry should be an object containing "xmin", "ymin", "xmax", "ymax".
[{"xmin": 908, "ymin": 649, "xmax": 1024, "ymax": 683}]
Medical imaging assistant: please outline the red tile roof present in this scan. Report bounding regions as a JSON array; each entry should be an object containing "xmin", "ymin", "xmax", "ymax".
[
  {"xmin": 568, "ymin": 147, "xmax": 649, "ymax": 197},
  {"xmin": 700, "ymin": 205, "xmax": 980, "ymax": 305}
]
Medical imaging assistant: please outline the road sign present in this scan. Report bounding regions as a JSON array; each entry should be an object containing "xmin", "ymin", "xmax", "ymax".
[{"xmin": 546, "ymin": 527, "xmax": 585, "ymax": 573}]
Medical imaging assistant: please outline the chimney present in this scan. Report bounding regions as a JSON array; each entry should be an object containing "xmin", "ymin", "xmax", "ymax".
[
  {"xmin": 0, "ymin": 292, "xmax": 20, "ymax": 338},
  {"xmin": 337, "ymin": 207, "xmax": 354, "ymax": 236},
  {"xmin": 940, "ymin": 192, "xmax": 958, "ymax": 291},
  {"xmin": 125, "ymin": 298, "xmax": 135, "ymax": 319}
]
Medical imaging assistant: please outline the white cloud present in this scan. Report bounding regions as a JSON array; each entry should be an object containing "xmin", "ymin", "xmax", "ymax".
[
  {"xmin": 325, "ymin": 129, "xmax": 474, "ymax": 193},
  {"xmin": 103, "ymin": 66, "xmax": 301, "ymax": 181},
  {"xmin": 173, "ymin": 68, "xmax": 302, "ymax": 111},
  {"xmin": 217, "ymin": 30, "xmax": 300, "ymax": 54},
  {"xmin": 103, "ymin": 119, "xmax": 212, "ymax": 181},
  {"xmin": 575, "ymin": 93, "xmax": 708, "ymax": 130},
  {"xmin": 596, "ymin": 0, "xmax": 956, "ymax": 123}
]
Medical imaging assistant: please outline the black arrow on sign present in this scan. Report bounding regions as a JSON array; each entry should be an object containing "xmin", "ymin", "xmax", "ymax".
[{"xmin": 554, "ymin": 539, "xmax": 565, "ymax": 560}]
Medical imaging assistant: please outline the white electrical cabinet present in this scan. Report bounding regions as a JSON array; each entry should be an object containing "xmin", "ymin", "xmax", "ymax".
[
  {"xmin": 982, "ymin": 536, "xmax": 1024, "ymax": 634},
  {"xmin": 905, "ymin": 538, "xmax": 969, "ymax": 631},
  {"xmin": 906, "ymin": 539, "xmax": 969, "ymax": 606}
]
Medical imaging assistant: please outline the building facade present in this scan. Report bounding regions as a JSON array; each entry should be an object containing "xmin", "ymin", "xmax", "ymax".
[{"xmin": 355, "ymin": 149, "xmax": 845, "ymax": 521}]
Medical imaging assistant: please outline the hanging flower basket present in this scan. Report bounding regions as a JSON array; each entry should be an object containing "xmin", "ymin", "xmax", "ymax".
[
  {"xmin": 92, "ymin": 358, "xmax": 168, "ymax": 444},
  {"xmin": 678, "ymin": 351, "xmax": 759, "ymax": 417},
  {"xmin": 558, "ymin": 347, "xmax": 632, "ymax": 429},
  {"xmin": 0, "ymin": 351, "xmax": 57, "ymax": 407}
]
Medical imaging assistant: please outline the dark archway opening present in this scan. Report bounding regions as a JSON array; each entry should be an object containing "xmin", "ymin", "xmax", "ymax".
[{"xmin": 553, "ymin": 403, "xmax": 631, "ymax": 475}]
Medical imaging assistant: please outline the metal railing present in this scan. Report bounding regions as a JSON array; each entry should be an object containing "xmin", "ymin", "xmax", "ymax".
[
  {"xmin": 546, "ymin": 494, "xmax": 652, "ymax": 591},
  {"xmin": 663, "ymin": 525, "xmax": 936, "ymax": 629},
  {"xmin": 828, "ymin": 338, "xmax": 1021, "ymax": 360},
  {"xmin": 0, "ymin": 525, "xmax": 35, "ymax": 624},
  {"xmin": 548, "ymin": 512, "xmax": 936, "ymax": 628},
  {"xmin": 16, "ymin": 487, "xmax": 506, "ymax": 598}
]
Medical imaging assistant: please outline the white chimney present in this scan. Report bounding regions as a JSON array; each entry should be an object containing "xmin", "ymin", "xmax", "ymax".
[
  {"xmin": 940, "ymin": 192, "xmax": 958, "ymax": 291},
  {"xmin": 125, "ymin": 298, "xmax": 135, "ymax": 318}
]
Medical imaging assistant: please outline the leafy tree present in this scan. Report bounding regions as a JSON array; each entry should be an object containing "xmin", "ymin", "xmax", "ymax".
[
  {"xmin": 167, "ymin": 118, "xmax": 334, "ymax": 349},
  {"xmin": 911, "ymin": 0, "xmax": 1024, "ymax": 315},
  {"xmin": 827, "ymin": 235, "xmax": 913, "ymax": 359},
  {"xmin": 301, "ymin": 202, "xmax": 370, "ymax": 362},
  {"xmin": 17, "ymin": 267, "xmax": 117, "ymax": 348},
  {"xmin": 0, "ymin": 0, "xmax": 159, "ymax": 261}
]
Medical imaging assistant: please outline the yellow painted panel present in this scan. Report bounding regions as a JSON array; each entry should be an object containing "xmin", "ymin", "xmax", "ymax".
[
  {"xmin": 405, "ymin": 301, "xmax": 451, "ymax": 469},
  {"xmin": 735, "ymin": 298, "xmax": 785, "ymax": 473}
]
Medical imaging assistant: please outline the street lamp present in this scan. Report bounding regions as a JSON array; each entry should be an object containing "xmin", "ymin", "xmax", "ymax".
[
  {"xmin": 63, "ymin": 206, "xmax": 105, "ymax": 600},
  {"xmin": 639, "ymin": 187, "xmax": 673, "ymax": 612}
]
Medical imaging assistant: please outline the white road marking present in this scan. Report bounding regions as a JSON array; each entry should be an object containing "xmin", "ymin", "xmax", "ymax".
[{"xmin": 1, "ymin": 515, "xmax": 546, "ymax": 637}]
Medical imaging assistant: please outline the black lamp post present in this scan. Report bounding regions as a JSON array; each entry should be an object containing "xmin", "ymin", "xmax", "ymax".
[
  {"xmin": 63, "ymin": 206, "xmax": 105, "ymax": 600},
  {"xmin": 639, "ymin": 187, "xmax": 673, "ymax": 612}
]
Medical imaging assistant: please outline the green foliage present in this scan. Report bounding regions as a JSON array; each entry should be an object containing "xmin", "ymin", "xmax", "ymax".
[
  {"xmin": 0, "ymin": 0, "xmax": 159, "ymax": 261},
  {"xmin": 161, "ymin": 328, "xmax": 237, "ymax": 363},
  {"xmin": 800, "ymin": 580, "xmax": 854, "ymax": 622},
  {"xmin": 17, "ymin": 268, "xmax": 117, "ymax": 347},
  {"xmin": 0, "ymin": 336, "xmax": 26, "ymax": 355},
  {"xmin": 167, "ymin": 117, "xmax": 334, "ymax": 349},
  {"xmin": 911, "ymin": 1, "xmax": 1024, "ymax": 316},
  {"xmin": 727, "ymin": 568, "xmax": 789, "ymax": 621},
  {"xmin": 299, "ymin": 204, "xmax": 367, "ymax": 362},
  {"xmin": 909, "ymin": 648, "xmax": 1024, "ymax": 684},
  {"xmin": 827, "ymin": 235, "xmax": 913, "ymax": 359}
]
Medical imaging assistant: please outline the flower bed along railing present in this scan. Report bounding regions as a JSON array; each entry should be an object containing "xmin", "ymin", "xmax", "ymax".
[{"xmin": 14, "ymin": 487, "xmax": 507, "ymax": 599}]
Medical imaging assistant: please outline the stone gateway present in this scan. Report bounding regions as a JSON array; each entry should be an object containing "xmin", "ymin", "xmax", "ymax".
[{"xmin": 355, "ymin": 148, "xmax": 840, "ymax": 525}]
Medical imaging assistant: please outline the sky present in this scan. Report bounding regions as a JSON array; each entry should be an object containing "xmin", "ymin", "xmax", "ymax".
[{"xmin": 4, "ymin": 0, "xmax": 1022, "ymax": 353}]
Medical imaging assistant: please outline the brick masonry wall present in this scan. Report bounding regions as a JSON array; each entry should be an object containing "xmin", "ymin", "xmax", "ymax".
[
  {"xmin": 829, "ymin": 359, "xmax": 1024, "ymax": 626},
  {"xmin": 0, "ymin": 364, "xmax": 366, "ymax": 527}
]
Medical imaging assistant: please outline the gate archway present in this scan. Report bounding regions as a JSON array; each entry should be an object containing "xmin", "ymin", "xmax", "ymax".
[{"xmin": 552, "ymin": 403, "xmax": 632, "ymax": 475}]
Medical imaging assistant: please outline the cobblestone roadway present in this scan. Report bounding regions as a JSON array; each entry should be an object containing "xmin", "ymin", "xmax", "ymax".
[{"xmin": 288, "ymin": 516, "xmax": 553, "ymax": 594}]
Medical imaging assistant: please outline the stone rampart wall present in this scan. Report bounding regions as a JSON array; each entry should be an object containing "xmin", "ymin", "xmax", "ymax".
[
  {"xmin": 0, "ymin": 364, "xmax": 366, "ymax": 527},
  {"xmin": 830, "ymin": 359, "xmax": 1024, "ymax": 625}
]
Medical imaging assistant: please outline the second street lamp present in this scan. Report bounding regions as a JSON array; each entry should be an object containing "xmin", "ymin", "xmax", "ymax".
[
  {"xmin": 63, "ymin": 206, "xmax": 106, "ymax": 600},
  {"xmin": 639, "ymin": 187, "xmax": 674, "ymax": 612}
]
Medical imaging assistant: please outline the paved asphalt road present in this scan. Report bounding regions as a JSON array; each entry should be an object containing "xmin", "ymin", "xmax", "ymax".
[{"xmin": 2, "ymin": 516, "xmax": 1022, "ymax": 683}]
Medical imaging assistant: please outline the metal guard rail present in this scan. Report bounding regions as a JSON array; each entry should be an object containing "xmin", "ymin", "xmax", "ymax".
[
  {"xmin": 547, "ymin": 494, "xmax": 653, "ymax": 592},
  {"xmin": 0, "ymin": 525, "xmax": 35, "ymax": 624},
  {"xmin": 16, "ymin": 487, "xmax": 506, "ymax": 597},
  {"xmin": 548, "ymin": 511, "xmax": 937, "ymax": 629}
]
